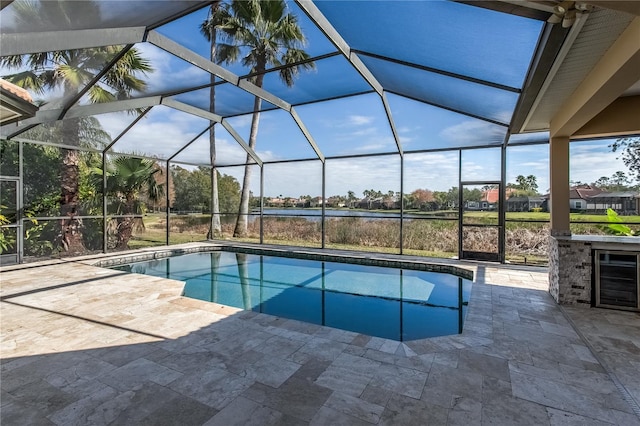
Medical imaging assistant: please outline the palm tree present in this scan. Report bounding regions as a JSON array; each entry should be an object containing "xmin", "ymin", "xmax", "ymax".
[
  {"xmin": 200, "ymin": 1, "xmax": 231, "ymax": 238},
  {"xmin": 96, "ymin": 156, "xmax": 164, "ymax": 250},
  {"xmin": 210, "ymin": 0, "xmax": 314, "ymax": 236},
  {"xmin": 0, "ymin": 1, "xmax": 152, "ymax": 253}
]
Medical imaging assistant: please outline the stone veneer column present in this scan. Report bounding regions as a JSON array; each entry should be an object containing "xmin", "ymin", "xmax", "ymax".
[
  {"xmin": 549, "ymin": 136, "xmax": 571, "ymax": 237},
  {"xmin": 548, "ymin": 136, "xmax": 573, "ymax": 304},
  {"xmin": 549, "ymin": 236, "xmax": 592, "ymax": 306}
]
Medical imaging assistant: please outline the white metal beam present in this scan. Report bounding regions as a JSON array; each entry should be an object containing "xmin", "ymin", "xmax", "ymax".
[
  {"xmin": 64, "ymin": 96, "xmax": 162, "ymax": 119},
  {"xmin": 381, "ymin": 92, "xmax": 403, "ymax": 156},
  {"xmin": 290, "ymin": 107, "xmax": 324, "ymax": 162},
  {"xmin": 161, "ymin": 98, "xmax": 262, "ymax": 166},
  {"xmin": 161, "ymin": 98, "xmax": 223, "ymax": 123},
  {"xmin": 0, "ymin": 97, "xmax": 162, "ymax": 139},
  {"xmin": 147, "ymin": 30, "xmax": 291, "ymax": 111},
  {"xmin": 295, "ymin": 0, "xmax": 403, "ymax": 155},
  {"xmin": 295, "ymin": 0, "xmax": 383, "ymax": 95},
  {"xmin": 0, "ymin": 108, "xmax": 61, "ymax": 139},
  {"xmin": 220, "ymin": 119, "xmax": 263, "ymax": 166},
  {"xmin": 0, "ymin": 27, "xmax": 146, "ymax": 56}
]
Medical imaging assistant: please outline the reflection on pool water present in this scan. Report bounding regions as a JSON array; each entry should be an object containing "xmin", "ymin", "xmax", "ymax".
[{"xmin": 113, "ymin": 251, "xmax": 472, "ymax": 341}]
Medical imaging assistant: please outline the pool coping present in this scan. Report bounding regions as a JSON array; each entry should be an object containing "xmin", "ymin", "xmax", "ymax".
[{"xmin": 91, "ymin": 242, "xmax": 475, "ymax": 281}]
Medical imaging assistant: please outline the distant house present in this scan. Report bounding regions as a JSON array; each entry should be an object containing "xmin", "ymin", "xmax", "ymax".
[
  {"xmin": 325, "ymin": 196, "xmax": 345, "ymax": 208},
  {"xmin": 569, "ymin": 185, "xmax": 603, "ymax": 211},
  {"xmin": 543, "ymin": 184, "xmax": 603, "ymax": 212},
  {"xmin": 482, "ymin": 188, "xmax": 500, "ymax": 206},
  {"xmin": 357, "ymin": 197, "xmax": 373, "ymax": 209},
  {"xmin": 356, "ymin": 196, "xmax": 399, "ymax": 210},
  {"xmin": 267, "ymin": 197, "xmax": 285, "ymax": 207},
  {"xmin": 541, "ymin": 185, "xmax": 640, "ymax": 214},
  {"xmin": 586, "ymin": 191, "xmax": 639, "ymax": 214},
  {"xmin": 507, "ymin": 196, "xmax": 544, "ymax": 212},
  {"xmin": 465, "ymin": 200, "xmax": 482, "ymax": 211},
  {"xmin": 309, "ymin": 196, "xmax": 324, "ymax": 208},
  {"xmin": 469, "ymin": 188, "xmax": 517, "ymax": 210}
]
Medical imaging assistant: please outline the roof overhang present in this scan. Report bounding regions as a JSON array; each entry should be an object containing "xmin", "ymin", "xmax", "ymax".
[
  {"xmin": 0, "ymin": 79, "xmax": 38, "ymax": 126},
  {"xmin": 550, "ymin": 15, "xmax": 640, "ymax": 138}
]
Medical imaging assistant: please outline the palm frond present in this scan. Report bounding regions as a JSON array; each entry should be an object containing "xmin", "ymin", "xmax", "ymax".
[{"xmin": 1, "ymin": 70, "xmax": 46, "ymax": 94}]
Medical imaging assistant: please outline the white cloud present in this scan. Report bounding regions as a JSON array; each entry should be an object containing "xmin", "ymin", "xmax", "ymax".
[
  {"xmin": 440, "ymin": 120, "xmax": 504, "ymax": 145},
  {"xmin": 224, "ymin": 115, "xmax": 254, "ymax": 130},
  {"xmin": 570, "ymin": 144, "xmax": 628, "ymax": 184},
  {"xmin": 347, "ymin": 115, "xmax": 374, "ymax": 126},
  {"xmin": 135, "ymin": 43, "xmax": 209, "ymax": 95}
]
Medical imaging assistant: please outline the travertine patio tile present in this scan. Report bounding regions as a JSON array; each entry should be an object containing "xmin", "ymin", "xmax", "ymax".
[
  {"xmin": 539, "ymin": 320, "xmax": 581, "ymax": 338},
  {"xmin": 510, "ymin": 371, "xmax": 618, "ymax": 423},
  {"xmin": 314, "ymin": 365, "xmax": 372, "ymax": 396},
  {"xmin": 202, "ymin": 396, "xmax": 288, "ymax": 426},
  {"xmin": 447, "ymin": 395, "xmax": 482, "ymax": 426},
  {"xmin": 238, "ymin": 355, "xmax": 302, "ymax": 388},
  {"xmin": 242, "ymin": 378, "xmax": 332, "ymax": 422},
  {"xmin": 151, "ymin": 347, "xmax": 227, "ymax": 375},
  {"xmin": 309, "ymin": 406, "xmax": 372, "ymax": 426},
  {"xmin": 481, "ymin": 393, "xmax": 551, "ymax": 425},
  {"xmin": 426, "ymin": 363, "xmax": 483, "ymax": 401},
  {"xmin": 168, "ymin": 367, "xmax": 253, "ymax": 410},
  {"xmin": 360, "ymin": 384, "xmax": 394, "ymax": 407},
  {"xmin": 7, "ymin": 378, "xmax": 77, "ymax": 417},
  {"xmin": 90, "ymin": 341, "xmax": 160, "ymax": 367},
  {"xmin": 323, "ymin": 391, "xmax": 385, "ymax": 423},
  {"xmin": 610, "ymin": 409, "xmax": 640, "ymax": 426},
  {"xmin": 2, "ymin": 399, "xmax": 57, "ymax": 425},
  {"xmin": 380, "ymin": 393, "xmax": 449, "ymax": 426},
  {"xmin": 546, "ymin": 407, "xmax": 612, "ymax": 426},
  {"xmin": 369, "ymin": 362, "xmax": 428, "ymax": 399},
  {"xmin": 509, "ymin": 360, "xmax": 565, "ymax": 382},
  {"xmin": 98, "ymin": 357, "xmax": 183, "ymax": 391},
  {"xmin": 2, "ymin": 244, "xmax": 639, "ymax": 425},
  {"xmin": 293, "ymin": 337, "xmax": 348, "ymax": 362},
  {"xmin": 457, "ymin": 349, "xmax": 511, "ymax": 382},
  {"xmin": 432, "ymin": 349, "xmax": 460, "ymax": 368},
  {"xmin": 254, "ymin": 335, "xmax": 306, "ymax": 359},
  {"xmin": 46, "ymin": 385, "xmax": 120, "ymax": 426}
]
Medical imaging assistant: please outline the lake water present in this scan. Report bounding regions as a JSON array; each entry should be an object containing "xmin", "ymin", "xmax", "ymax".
[{"xmin": 251, "ymin": 208, "xmax": 451, "ymax": 221}]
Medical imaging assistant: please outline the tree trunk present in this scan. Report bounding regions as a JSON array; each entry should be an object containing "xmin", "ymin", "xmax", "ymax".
[
  {"xmin": 207, "ymin": 4, "xmax": 222, "ymax": 239},
  {"xmin": 234, "ymin": 70, "xmax": 264, "ymax": 237},
  {"xmin": 115, "ymin": 197, "xmax": 136, "ymax": 250},
  {"xmin": 60, "ymin": 118, "xmax": 85, "ymax": 253},
  {"xmin": 115, "ymin": 217, "xmax": 133, "ymax": 250}
]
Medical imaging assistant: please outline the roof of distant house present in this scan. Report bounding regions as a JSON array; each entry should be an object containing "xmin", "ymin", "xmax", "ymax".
[
  {"xmin": 569, "ymin": 185, "xmax": 603, "ymax": 200},
  {"xmin": 507, "ymin": 196, "xmax": 544, "ymax": 202},
  {"xmin": 588, "ymin": 191, "xmax": 638, "ymax": 198},
  {"xmin": 0, "ymin": 78, "xmax": 33, "ymax": 102},
  {"xmin": 481, "ymin": 188, "xmax": 516, "ymax": 204}
]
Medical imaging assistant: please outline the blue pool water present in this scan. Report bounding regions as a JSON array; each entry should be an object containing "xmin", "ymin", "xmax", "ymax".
[{"xmin": 113, "ymin": 251, "xmax": 472, "ymax": 341}]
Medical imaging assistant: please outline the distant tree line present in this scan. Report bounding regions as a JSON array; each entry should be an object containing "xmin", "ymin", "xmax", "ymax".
[{"xmin": 171, "ymin": 166, "xmax": 240, "ymax": 214}]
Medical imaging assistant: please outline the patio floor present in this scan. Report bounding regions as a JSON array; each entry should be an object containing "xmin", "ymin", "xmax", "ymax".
[{"xmin": 1, "ymin": 243, "xmax": 639, "ymax": 425}]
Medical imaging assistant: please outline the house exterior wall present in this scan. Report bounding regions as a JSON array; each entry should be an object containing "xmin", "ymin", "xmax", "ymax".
[{"xmin": 569, "ymin": 199, "xmax": 586, "ymax": 210}]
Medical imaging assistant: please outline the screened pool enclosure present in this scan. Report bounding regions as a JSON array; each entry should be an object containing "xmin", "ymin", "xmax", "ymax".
[{"xmin": 1, "ymin": 0, "xmax": 639, "ymax": 265}]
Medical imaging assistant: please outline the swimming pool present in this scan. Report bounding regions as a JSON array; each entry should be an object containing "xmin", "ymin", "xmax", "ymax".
[{"xmin": 113, "ymin": 250, "xmax": 472, "ymax": 341}]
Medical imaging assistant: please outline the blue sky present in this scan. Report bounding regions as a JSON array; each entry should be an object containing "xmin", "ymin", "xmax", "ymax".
[{"xmin": 1, "ymin": 1, "xmax": 634, "ymax": 198}]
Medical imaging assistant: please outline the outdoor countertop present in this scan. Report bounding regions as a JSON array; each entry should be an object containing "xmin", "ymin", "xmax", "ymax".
[{"xmin": 554, "ymin": 234, "xmax": 640, "ymax": 249}]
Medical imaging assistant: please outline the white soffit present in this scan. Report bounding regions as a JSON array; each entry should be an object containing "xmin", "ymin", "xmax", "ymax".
[{"xmin": 524, "ymin": 7, "xmax": 635, "ymax": 132}]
